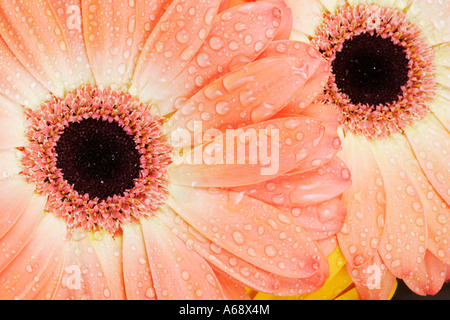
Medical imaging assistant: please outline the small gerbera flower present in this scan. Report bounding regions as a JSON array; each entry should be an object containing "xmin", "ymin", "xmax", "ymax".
[
  {"xmin": 0, "ymin": 0, "xmax": 349, "ymax": 299},
  {"xmin": 284, "ymin": 0, "xmax": 450, "ymax": 298}
]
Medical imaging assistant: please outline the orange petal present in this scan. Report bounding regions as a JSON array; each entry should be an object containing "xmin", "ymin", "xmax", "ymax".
[
  {"xmin": 122, "ymin": 222, "xmax": 156, "ymax": 300},
  {"xmin": 281, "ymin": 197, "xmax": 347, "ymax": 240},
  {"xmin": 258, "ymin": 40, "xmax": 330, "ymax": 110},
  {"xmin": 156, "ymin": 204, "xmax": 327, "ymax": 295},
  {"xmin": 168, "ymin": 185, "xmax": 326, "ymax": 279},
  {"xmin": 167, "ymin": 55, "xmax": 323, "ymax": 140},
  {"xmin": 213, "ymin": 271, "xmax": 251, "ymax": 300},
  {"xmin": 154, "ymin": 2, "xmax": 284, "ymax": 115},
  {"xmin": 228, "ymin": 157, "xmax": 351, "ymax": 207},
  {"xmin": 347, "ymin": 252, "xmax": 397, "ymax": 300},
  {"xmin": 0, "ymin": 0, "xmax": 75, "ymax": 96},
  {"xmin": 405, "ymin": 113, "xmax": 450, "ymax": 205},
  {"xmin": 278, "ymin": 103, "xmax": 340, "ymax": 131},
  {"xmin": 337, "ymin": 133, "xmax": 386, "ymax": 268},
  {"xmin": 0, "ymin": 214, "xmax": 66, "ymax": 300},
  {"xmin": 168, "ymin": 117, "xmax": 325, "ymax": 187},
  {"xmin": 141, "ymin": 217, "xmax": 226, "ymax": 299},
  {"xmin": 402, "ymin": 250, "xmax": 447, "ymax": 296},
  {"xmin": 371, "ymin": 134, "xmax": 427, "ymax": 279},
  {"xmin": 48, "ymin": 0, "xmax": 95, "ymax": 87},
  {"xmin": 131, "ymin": 0, "xmax": 221, "ymax": 102}
]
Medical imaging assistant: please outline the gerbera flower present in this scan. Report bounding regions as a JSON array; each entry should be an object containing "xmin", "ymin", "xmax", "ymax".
[
  {"xmin": 283, "ymin": 0, "xmax": 450, "ymax": 299},
  {"xmin": 0, "ymin": 0, "xmax": 350, "ymax": 299}
]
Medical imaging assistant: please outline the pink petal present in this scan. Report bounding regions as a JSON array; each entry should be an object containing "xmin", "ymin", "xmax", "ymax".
[
  {"xmin": 168, "ymin": 117, "xmax": 325, "ymax": 187},
  {"xmin": 156, "ymin": 205, "xmax": 328, "ymax": 295},
  {"xmin": 0, "ymin": 193, "xmax": 46, "ymax": 273},
  {"xmin": 283, "ymin": 103, "xmax": 340, "ymax": 131},
  {"xmin": 131, "ymin": 0, "xmax": 221, "ymax": 102},
  {"xmin": 0, "ymin": 100, "xmax": 28, "ymax": 149},
  {"xmin": 122, "ymin": 222, "xmax": 156, "ymax": 300},
  {"xmin": 402, "ymin": 250, "xmax": 447, "ymax": 296},
  {"xmin": 0, "ymin": 40, "xmax": 49, "ymax": 108},
  {"xmin": 405, "ymin": 113, "xmax": 450, "ymax": 205},
  {"xmin": 0, "ymin": 149, "xmax": 23, "ymax": 181},
  {"xmin": 280, "ymin": 197, "xmax": 347, "ymax": 240},
  {"xmin": 0, "ymin": 0, "xmax": 76, "ymax": 96},
  {"xmin": 141, "ymin": 217, "xmax": 226, "ymax": 299},
  {"xmin": 0, "ymin": 214, "xmax": 66, "ymax": 299},
  {"xmin": 212, "ymin": 271, "xmax": 251, "ymax": 300},
  {"xmin": 0, "ymin": 178, "xmax": 35, "ymax": 239},
  {"xmin": 316, "ymin": 236, "xmax": 338, "ymax": 257},
  {"xmin": 337, "ymin": 133, "xmax": 386, "ymax": 268},
  {"xmin": 155, "ymin": 2, "xmax": 284, "ymax": 115},
  {"xmin": 48, "ymin": 0, "xmax": 95, "ymax": 87},
  {"xmin": 167, "ymin": 55, "xmax": 324, "ymax": 141},
  {"xmin": 167, "ymin": 185, "xmax": 326, "ymax": 279},
  {"xmin": 371, "ymin": 134, "xmax": 427, "ymax": 279},
  {"xmin": 227, "ymin": 157, "xmax": 350, "ymax": 207},
  {"xmin": 347, "ymin": 252, "xmax": 397, "ymax": 300},
  {"xmin": 258, "ymin": 40, "xmax": 330, "ymax": 110}
]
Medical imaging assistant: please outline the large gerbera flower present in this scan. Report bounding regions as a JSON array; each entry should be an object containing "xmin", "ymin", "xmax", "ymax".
[
  {"xmin": 284, "ymin": 0, "xmax": 450, "ymax": 299},
  {"xmin": 0, "ymin": 0, "xmax": 349, "ymax": 299}
]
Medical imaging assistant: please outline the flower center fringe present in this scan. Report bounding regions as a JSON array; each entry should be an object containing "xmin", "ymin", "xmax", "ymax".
[
  {"xmin": 312, "ymin": 4, "xmax": 436, "ymax": 139},
  {"xmin": 20, "ymin": 86, "xmax": 172, "ymax": 235}
]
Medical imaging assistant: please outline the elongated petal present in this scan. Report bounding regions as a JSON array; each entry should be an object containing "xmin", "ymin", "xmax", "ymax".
[
  {"xmin": 228, "ymin": 157, "xmax": 350, "ymax": 207},
  {"xmin": 0, "ymin": 100, "xmax": 28, "ymax": 149},
  {"xmin": 405, "ymin": 113, "xmax": 450, "ymax": 205},
  {"xmin": 337, "ymin": 133, "xmax": 386, "ymax": 267},
  {"xmin": 122, "ymin": 222, "xmax": 156, "ymax": 300},
  {"xmin": 157, "ymin": 205, "xmax": 328, "ymax": 295},
  {"xmin": 167, "ymin": 56, "xmax": 323, "ymax": 142},
  {"xmin": 168, "ymin": 185, "xmax": 325, "ymax": 279},
  {"xmin": 0, "ymin": 39, "xmax": 49, "ymax": 108},
  {"xmin": 156, "ymin": 2, "xmax": 284, "ymax": 115},
  {"xmin": 0, "ymin": 0, "xmax": 75, "ymax": 96},
  {"xmin": 141, "ymin": 217, "xmax": 226, "ymax": 299},
  {"xmin": 347, "ymin": 252, "xmax": 397, "ymax": 300},
  {"xmin": 258, "ymin": 40, "xmax": 330, "ymax": 110},
  {"xmin": 49, "ymin": 0, "xmax": 94, "ymax": 87},
  {"xmin": 168, "ymin": 117, "xmax": 325, "ymax": 187},
  {"xmin": 402, "ymin": 250, "xmax": 447, "ymax": 296},
  {"xmin": 0, "ymin": 194, "xmax": 46, "ymax": 273},
  {"xmin": 371, "ymin": 134, "xmax": 427, "ymax": 279},
  {"xmin": 212, "ymin": 271, "xmax": 250, "ymax": 300},
  {"xmin": 0, "ymin": 149, "xmax": 23, "ymax": 181},
  {"xmin": 131, "ymin": 0, "xmax": 221, "ymax": 102},
  {"xmin": 277, "ymin": 103, "xmax": 340, "ymax": 131},
  {"xmin": 281, "ymin": 197, "xmax": 346, "ymax": 240},
  {"xmin": 0, "ymin": 214, "xmax": 66, "ymax": 299}
]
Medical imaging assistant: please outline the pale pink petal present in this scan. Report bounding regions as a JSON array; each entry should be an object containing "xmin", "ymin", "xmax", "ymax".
[
  {"xmin": 258, "ymin": 41, "xmax": 330, "ymax": 110},
  {"xmin": 155, "ymin": 2, "xmax": 285, "ymax": 115},
  {"xmin": 337, "ymin": 133, "xmax": 386, "ymax": 268},
  {"xmin": 156, "ymin": 205, "xmax": 328, "ymax": 295},
  {"xmin": 347, "ymin": 252, "xmax": 397, "ymax": 300},
  {"xmin": 0, "ymin": 0, "xmax": 76, "ymax": 96},
  {"xmin": 371, "ymin": 134, "xmax": 427, "ymax": 279},
  {"xmin": 141, "ymin": 217, "xmax": 226, "ymax": 299},
  {"xmin": 0, "ymin": 193, "xmax": 46, "ymax": 273},
  {"xmin": 0, "ymin": 178, "xmax": 35, "ymax": 239},
  {"xmin": 431, "ymin": 93, "xmax": 450, "ymax": 131},
  {"xmin": 0, "ymin": 39, "xmax": 49, "ymax": 108},
  {"xmin": 0, "ymin": 149, "xmax": 22, "ymax": 181},
  {"xmin": 402, "ymin": 250, "xmax": 447, "ymax": 296},
  {"xmin": 405, "ymin": 113, "xmax": 450, "ymax": 205},
  {"xmin": 0, "ymin": 214, "xmax": 66, "ymax": 300},
  {"xmin": 280, "ymin": 197, "xmax": 346, "ymax": 240},
  {"xmin": 406, "ymin": 0, "xmax": 450, "ymax": 46},
  {"xmin": 167, "ymin": 56, "xmax": 324, "ymax": 141},
  {"xmin": 168, "ymin": 117, "xmax": 325, "ymax": 187},
  {"xmin": 48, "ymin": 0, "xmax": 95, "ymax": 87},
  {"xmin": 285, "ymin": 0, "xmax": 327, "ymax": 40},
  {"xmin": 52, "ymin": 234, "xmax": 118, "ymax": 300},
  {"xmin": 0, "ymin": 98, "xmax": 28, "ymax": 149},
  {"xmin": 122, "ymin": 222, "xmax": 156, "ymax": 300},
  {"xmin": 131, "ymin": 0, "xmax": 221, "ymax": 102},
  {"xmin": 167, "ymin": 185, "xmax": 326, "ymax": 279},
  {"xmin": 228, "ymin": 157, "xmax": 351, "ymax": 207}
]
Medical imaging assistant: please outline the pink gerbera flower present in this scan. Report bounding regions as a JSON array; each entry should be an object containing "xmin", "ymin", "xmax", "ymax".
[
  {"xmin": 0, "ymin": 0, "xmax": 349, "ymax": 299},
  {"xmin": 284, "ymin": 0, "xmax": 450, "ymax": 299}
]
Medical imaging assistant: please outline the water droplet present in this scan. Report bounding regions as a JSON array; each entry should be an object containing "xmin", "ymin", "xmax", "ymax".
[{"xmin": 232, "ymin": 230, "xmax": 245, "ymax": 245}]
